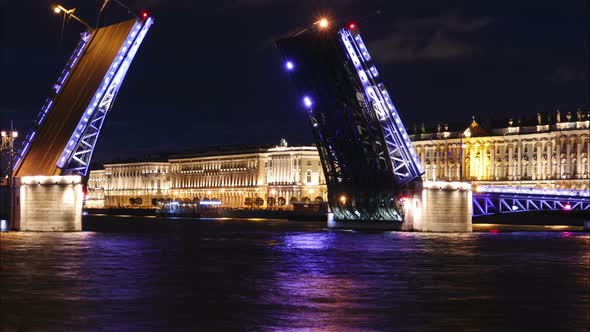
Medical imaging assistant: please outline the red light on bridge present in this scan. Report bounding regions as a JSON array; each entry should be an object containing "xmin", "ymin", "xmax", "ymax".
[
  {"xmin": 489, "ymin": 229, "xmax": 499, "ymax": 234},
  {"xmin": 348, "ymin": 22, "xmax": 357, "ymax": 29},
  {"xmin": 141, "ymin": 11, "xmax": 149, "ymax": 19},
  {"xmin": 563, "ymin": 203, "xmax": 572, "ymax": 211}
]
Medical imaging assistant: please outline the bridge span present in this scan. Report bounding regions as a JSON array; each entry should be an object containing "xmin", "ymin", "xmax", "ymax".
[
  {"xmin": 472, "ymin": 186, "xmax": 589, "ymax": 217},
  {"xmin": 6, "ymin": 15, "xmax": 153, "ymax": 231}
]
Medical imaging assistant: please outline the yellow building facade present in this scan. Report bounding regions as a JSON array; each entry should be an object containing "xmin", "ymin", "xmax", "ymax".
[
  {"xmin": 87, "ymin": 141, "xmax": 326, "ymax": 208},
  {"xmin": 87, "ymin": 112, "xmax": 589, "ymax": 208},
  {"xmin": 412, "ymin": 114, "xmax": 589, "ymax": 190}
]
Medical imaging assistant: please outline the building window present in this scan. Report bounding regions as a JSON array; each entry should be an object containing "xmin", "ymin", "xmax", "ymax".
[
  {"xmin": 306, "ymin": 170, "xmax": 312, "ymax": 184},
  {"xmin": 307, "ymin": 160, "xmax": 312, "ymax": 166}
]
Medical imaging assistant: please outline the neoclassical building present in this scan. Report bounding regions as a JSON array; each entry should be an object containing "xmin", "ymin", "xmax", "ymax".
[
  {"xmin": 87, "ymin": 110, "xmax": 589, "ymax": 208},
  {"xmin": 411, "ymin": 110, "xmax": 589, "ymax": 190},
  {"xmin": 86, "ymin": 162, "xmax": 170, "ymax": 208},
  {"xmin": 86, "ymin": 140, "xmax": 326, "ymax": 208}
]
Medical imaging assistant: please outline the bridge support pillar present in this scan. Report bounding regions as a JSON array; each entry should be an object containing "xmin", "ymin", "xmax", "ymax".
[
  {"xmin": 404, "ymin": 181, "xmax": 472, "ymax": 232},
  {"xmin": 11, "ymin": 176, "xmax": 83, "ymax": 231}
]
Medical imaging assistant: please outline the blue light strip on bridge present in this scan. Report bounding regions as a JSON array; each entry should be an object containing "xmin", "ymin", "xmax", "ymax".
[
  {"xmin": 13, "ymin": 32, "xmax": 91, "ymax": 173},
  {"xmin": 475, "ymin": 185, "xmax": 589, "ymax": 198},
  {"xmin": 57, "ymin": 17, "xmax": 154, "ymax": 170},
  {"xmin": 339, "ymin": 27, "xmax": 424, "ymax": 184}
]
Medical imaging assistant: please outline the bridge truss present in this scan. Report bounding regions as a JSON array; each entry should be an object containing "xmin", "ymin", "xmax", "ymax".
[
  {"xmin": 277, "ymin": 23, "xmax": 423, "ymax": 222},
  {"xmin": 472, "ymin": 186, "xmax": 590, "ymax": 216},
  {"xmin": 60, "ymin": 18, "xmax": 153, "ymax": 175},
  {"xmin": 13, "ymin": 17, "xmax": 153, "ymax": 177}
]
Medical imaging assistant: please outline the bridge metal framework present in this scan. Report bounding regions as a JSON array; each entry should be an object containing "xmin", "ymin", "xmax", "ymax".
[
  {"xmin": 472, "ymin": 186, "xmax": 590, "ymax": 216},
  {"xmin": 60, "ymin": 18, "xmax": 153, "ymax": 175},
  {"xmin": 13, "ymin": 17, "xmax": 153, "ymax": 177},
  {"xmin": 277, "ymin": 24, "xmax": 424, "ymax": 222}
]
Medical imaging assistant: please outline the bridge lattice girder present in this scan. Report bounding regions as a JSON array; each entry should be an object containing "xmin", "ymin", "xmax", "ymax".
[
  {"xmin": 276, "ymin": 26, "xmax": 424, "ymax": 222},
  {"xmin": 472, "ymin": 192, "xmax": 589, "ymax": 216},
  {"xmin": 13, "ymin": 18, "xmax": 153, "ymax": 177}
]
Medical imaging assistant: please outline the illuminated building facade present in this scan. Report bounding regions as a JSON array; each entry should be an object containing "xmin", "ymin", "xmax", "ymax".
[
  {"xmin": 87, "ymin": 111, "xmax": 589, "ymax": 209},
  {"xmin": 86, "ymin": 162, "xmax": 169, "ymax": 208},
  {"xmin": 411, "ymin": 111, "xmax": 589, "ymax": 190},
  {"xmin": 87, "ymin": 141, "xmax": 326, "ymax": 208}
]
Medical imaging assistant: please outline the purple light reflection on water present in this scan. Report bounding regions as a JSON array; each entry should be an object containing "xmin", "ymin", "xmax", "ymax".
[{"xmin": 1, "ymin": 217, "xmax": 588, "ymax": 330}]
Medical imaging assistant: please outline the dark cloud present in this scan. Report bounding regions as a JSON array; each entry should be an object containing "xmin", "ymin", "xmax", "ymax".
[{"xmin": 370, "ymin": 13, "xmax": 493, "ymax": 63}]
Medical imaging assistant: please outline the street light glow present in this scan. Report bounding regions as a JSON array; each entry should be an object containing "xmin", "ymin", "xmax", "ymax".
[
  {"xmin": 53, "ymin": 6, "xmax": 62, "ymax": 14},
  {"xmin": 285, "ymin": 61, "xmax": 294, "ymax": 71},
  {"xmin": 303, "ymin": 96, "xmax": 312, "ymax": 108},
  {"xmin": 318, "ymin": 18, "xmax": 329, "ymax": 29}
]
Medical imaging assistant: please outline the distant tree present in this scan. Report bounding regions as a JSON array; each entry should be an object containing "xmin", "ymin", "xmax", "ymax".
[
  {"xmin": 129, "ymin": 197, "xmax": 136, "ymax": 205},
  {"xmin": 314, "ymin": 196, "xmax": 324, "ymax": 202},
  {"xmin": 244, "ymin": 197, "xmax": 254, "ymax": 207},
  {"xmin": 301, "ymin": 196, "xmax": 311, "ymax": 203},
  {"xmin": 267, "ymin": 197, "xmax": 276, "ymax": 207},
  {"xmin": 135, "ymin": 197, "xmax": 143, "ymax": 205},
  {"xmin": 183, "ymin": 198, "xmax": 191, "ymax": 203},
  {"xmin": 255, "ymin": 197, "xmax": 264, "ymax": 208},
  {"xmin": 277, "ymin": 197, "xmax": 286, "ymax": 206},
  {"xmin": 289, "ymin": 197, "xmax": 299, "ymax": 205},
  {"xmin": 151, "ymin": 198, "xmax": 158, "ymax": 206}
]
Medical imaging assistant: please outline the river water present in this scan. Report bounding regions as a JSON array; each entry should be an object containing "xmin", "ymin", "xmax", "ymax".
[{"xmin": 1, "ymin": 217, "xmax": 588, "ymax": 331}]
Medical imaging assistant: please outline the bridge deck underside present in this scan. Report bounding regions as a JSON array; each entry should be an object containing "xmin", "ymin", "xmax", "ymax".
[{"xmin": 15, "ymin": 20, "xmax": 136, "ymax": 177}]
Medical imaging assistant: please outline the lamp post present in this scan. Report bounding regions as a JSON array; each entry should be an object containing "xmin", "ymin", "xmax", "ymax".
[
  {"xmin": 52, "ymin": 4, "xmax": 94, "ymax": 31},
  {"xmin": 1, "ymin": 123, "xmax": 17, "ymax": 230},
  {"xmin": 1, "ymin": 123, "xmax": 18, "ymax": 186}
]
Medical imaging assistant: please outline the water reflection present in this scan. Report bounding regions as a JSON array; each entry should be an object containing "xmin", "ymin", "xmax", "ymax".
[{"xmin": 1, "ymin": 219, "xmax": 588, "ymax": 331}]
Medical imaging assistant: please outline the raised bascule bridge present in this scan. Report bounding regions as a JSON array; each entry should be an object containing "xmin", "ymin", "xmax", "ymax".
[
  {"xmin": 276, "ymin": 19, "xmax": 589, "ymax": 231},
  {"xmin": 4, "ymin": 14, "xmax": 587, "ymax": 232},
  {"xmin": 7, "ymin": 12, "xmax": 153, "ymax": 231}
]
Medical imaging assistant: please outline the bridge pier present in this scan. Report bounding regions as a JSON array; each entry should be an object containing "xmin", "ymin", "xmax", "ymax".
[
  {"xmin": 11, "ymin": 176, "xmax": 83, "ymax": 231},
  {"xmin": 404, "ymin": 181, "xmax": 472, "ymax": 232},
  {"xmin": 327, "ymin": 181, "xmax": 473, "ymax": 232}
]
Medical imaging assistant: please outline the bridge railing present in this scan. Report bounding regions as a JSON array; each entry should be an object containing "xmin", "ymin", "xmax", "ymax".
[{"xmin": 472, "ymin": 186, "xmax": 590, "ymax": 216}]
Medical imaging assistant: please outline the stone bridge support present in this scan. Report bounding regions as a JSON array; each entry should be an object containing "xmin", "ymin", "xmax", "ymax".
[
  {"xmin": 11, "ymin": 176, "xmax": 83, "ymax": 231},
  {"xmin": 404, "ymin": 181, "xmax": 472, "ymax": 232}
]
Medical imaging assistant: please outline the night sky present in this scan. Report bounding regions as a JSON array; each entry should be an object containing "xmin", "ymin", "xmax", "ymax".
[{"xmin": 1, "ymin": 0, "xmax": 588, "ymax": 163}]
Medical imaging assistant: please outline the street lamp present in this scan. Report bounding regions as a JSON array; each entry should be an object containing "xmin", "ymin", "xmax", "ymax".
[
  {"xmin": 315, "ymin": 18, "xmax": 329, "ymax": 29},
  {"xmin": 1, "ymin": 124, "xmax": 18, "ymax": 185},
  {"xmin": 52, "ymin": 4, "xmax": 94, "ymax": 31},
  {"xmin": 339, "ymin": 194, "xmax": 347, "ymax": 205}
]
